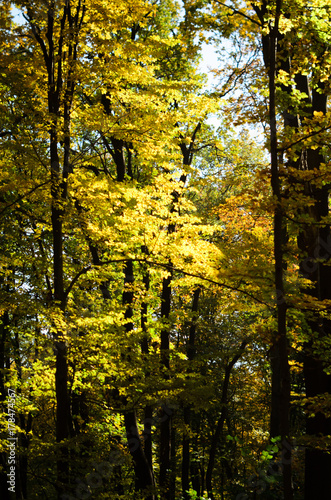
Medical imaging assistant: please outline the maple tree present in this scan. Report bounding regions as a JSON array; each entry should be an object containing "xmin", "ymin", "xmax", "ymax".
[
  {"xmin": 2, "ymin": 0, "xmax": 331, "ymax": 499},
  {"xmin": 206, "ymin": 0, "xmax": 331, "ymax": 498}
]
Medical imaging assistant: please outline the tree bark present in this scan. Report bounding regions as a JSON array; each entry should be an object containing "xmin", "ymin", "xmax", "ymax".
[
  {"xmin": 159, "ymin": 271, "xmax": 173, "ymax": 500},
  {"xmin": 140, "ymin": 249, "xmax": 154, "ymax": 470},
  {"xmin": 300, "ymin": 87, "xmax": 331, "ymax": 499},
  {"xmin": 182, "ymin": 287, "xmax": 200, "ymax": 500},
  {"xmin": 206, "ymin": 341, "xmax": 247, "ymax": 500},
  {"xmin": 28, "ymin": 2, "xmax": 85, "ymax": 493},
  {"xmin": 159, "ymin": 122, "xmax": 201, "ymax": 500},
  {"xmin": 252, "ymin": 1, "xmax": 293, "ymax": 497},
  {"xmin": 268, "ymin": 4, "xmax": 293, "ymax": 497},
  {"xmin": 101, "ymin": 78, "xmax": 156, "ymax": 498},
  {"xmin": 124, "ymin": 410, "xmax": 156, "ymax": 498},
  {"xmin": 0, "ymin": 311, "xmax": 11, "ymax": 500},
  {"xmin": 122, "ymin": 260, "xmax": 156, "ymax": 499}
]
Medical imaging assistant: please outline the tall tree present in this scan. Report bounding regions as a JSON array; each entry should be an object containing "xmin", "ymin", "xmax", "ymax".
[{"xmin": 208, "ymin": 0, "xmax": 331, "ymax": 497}]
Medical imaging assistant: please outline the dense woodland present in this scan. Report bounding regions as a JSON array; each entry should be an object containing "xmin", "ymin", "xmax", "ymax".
[{"xmin": 1, "ymin": 0, "xmax": 331, "ymax": 499}]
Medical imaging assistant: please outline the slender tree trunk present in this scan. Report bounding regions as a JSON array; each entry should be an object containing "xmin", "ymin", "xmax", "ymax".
[
  {"xmin": 101, "ymin": 88, "xmax": 156, "ymax": 497},
  {"xmin": 182, "ymin": 287, "xmax": 200, "ymax": 500},
  {"xmin": 206, "ymin": 341, "xmax": 246, "ymax": 500},
  {"xmin": 18, "ymin": 413, "xmax": 32, "ymax": 500},
  {"xmin": 159, "ymin": 121, "xmax": 201, "ymax": 500},
  {"xmin": 267, "ymin": 4, "xmax": 293, "ymax": 497},
  {"xmin": 29, "ymin": 3, "xmax": 73, "ymax": 492},
  {"xmin": 182, "ymin": 405, "xmax": 190, "ymax": 500},
  {"xmin": 122, "ymin": 260, "xmax": 156, "ymax": 499},
  {"xmin": 190, "ymin": 439, "xmax": 201, "ymax": 497},
  {"xmin": 140, "ymin": 248, "xmax": 154, "ymax": 470},
  {"xmin": 253, "ymin": 0, "xmax": 293, "ymax": 495},
  {"xmin": 170, "ymin": 421, "xmax": 176, "ymax": 499},
  {"xmin": 50, "ymin": 124, "xmax": 71, "ymax": 494},
  {"xmin": 124, "ymin": 410, "xmax": 155, "ymax": 497},
  {"xmin": 12, "ymin": 324, "xmax": 32, "ymax": 500},
  {"xmin": 0, "ymin": 310, "xmax": 11, "ymax": 500},
  {"xmin": 159, "ymin": 270, "xmax": 172, "ymax": 500}
]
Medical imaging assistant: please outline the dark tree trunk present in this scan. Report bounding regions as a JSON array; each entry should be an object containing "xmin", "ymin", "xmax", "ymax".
[
  {"xmin": 112, "ymin": 137, "xmax": 126, "ymax": 182},
  {"xmin": 159, "ymin": 121, "xmax": 201, "ymax": 500},
  {"xmin": 18, "ymin": 413, "xmax": 32, "ymax": 500},
  {"xmin": 182, "ymin": 405, "xmax": 190, "ymax": 500},
  {"xmin": 254, "ymin": 1, "xmax": 331, "ymax": 496},
  {"xmin": 35, "ymin": 1, "xmax": 84, "ymax": 490},
  {"xmin": 190, "ymin": 414, "xmax": 202, "ymax": 496},
  {"xmin": 124, "ymin": 410, "xmax": 156, "ymax": 498},
  {"xmin": 182, "ymin": 287, "xmax": 200, "ymax": 500},
  {"xmin": 300, "ymin": 88, "xmax": 331, "ymax": 499},
  {"xmin": 12, "ymin": 325, "xmax": 32, "ymax": 500},
  {"xmin": 122, "ymin": 260, "xmax": 156, "ymax": 499},
  {"xmin": 101, "ymin": 91, "xmax": 155, "ymax": 496},
  {"xmin": 252, "ymin": 2, "xmax": 293, "ymax": 497},
  {"xmin": 50, "ymin": 123, "xmax": 71, "ymax": 494},
  {"xmin": 304, "ymin": 354, "xmax": 331, "ymax": 499},
  {"xmin": 140, "ymin": 250, "xmax": 154, "ymax": 470},
  {"xmin": 206, "ymin": 341, "xmax": 246, "ymax": 500},
  {"xmin": 143, "ymin": 405, "xmax": 153, "ymax": 470},
  {"xmin": 0, "ymin": 311, "xmax": 11, "ymax": 500},
  {"xmin": 159, "ymin": 271, "xmax": 172, "ymax": 500},
  {"xmin": 170, "ymin": 421, "xmax": 176, "ymax": 499},
  {"xmin": 268, "ymin": 5, "xmax": 293, "ymax": 497}
]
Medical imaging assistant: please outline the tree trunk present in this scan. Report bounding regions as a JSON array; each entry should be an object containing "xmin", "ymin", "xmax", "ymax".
[
  {"xmin": 206, "ymin": 341, "xmax": 246, "ymax": 500},
  {"xmin": 300, "ymin": 88, "xmax": 331, "ymax": 499},
  {"xmin": 159, "ymin": 121, "xmax": 201, "ymax": 500},
  {"xmin": 252, "ymin": 2, "xmax": 293, "ymax": 497},
  {"xmin": 140, "ymin": 250, "xmax": 154, "ymax": 471},
  {"xmin": 182, "ymin": 406, "xmax": 190, "ymax": 500},
  {"xmin": 267, "ymin": 4, "xmax": 293, "ymax": 497},
  {"xmin": 101, "ymin": 91, "xmax": 155, "ymax": 496},
  {"xmin": 159, "ymin": 271, "xmax": 172, "ymax": 500},
  {"xmin": 124, "ymin": 410, "xmax": 156, "ymax": 498},
  {"xmin": 122, "ymin": 259, "xmax": 156, "ymax": 499},
  {"xmin": 182, "ymin": 287, "xmax": 200, "ymax": 500},
  {"xmin": 0, "ymin": 311, "xmax": 11, "ymax": 500},
  {"xmin": 254, "ymin": 1, "xmax": 331, "ymax": 496},
  {"xmin": 50, "ymin": 123, "xmax": 71, "ymax": 494},
  {"xmin": 28, "ymin": 2, "xmax": 80, "ymax": 492}
]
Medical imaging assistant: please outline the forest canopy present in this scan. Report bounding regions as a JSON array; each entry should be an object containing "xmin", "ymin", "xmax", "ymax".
[{"xmin": 1, "ymin": 1, "xmax": 331, "ymax": 499}]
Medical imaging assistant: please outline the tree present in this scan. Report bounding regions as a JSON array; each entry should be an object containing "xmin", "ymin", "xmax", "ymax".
[
  {"xmin": 0, "ymin": 1, "xmax": 223, "ymax": 498},
  {"xmin": 207, "ymin": 0, "xmax": 331, "ymax": 498},
  {"xmin": 7, "ymin": 0, "xmax": 331, "ymax": 498}
]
